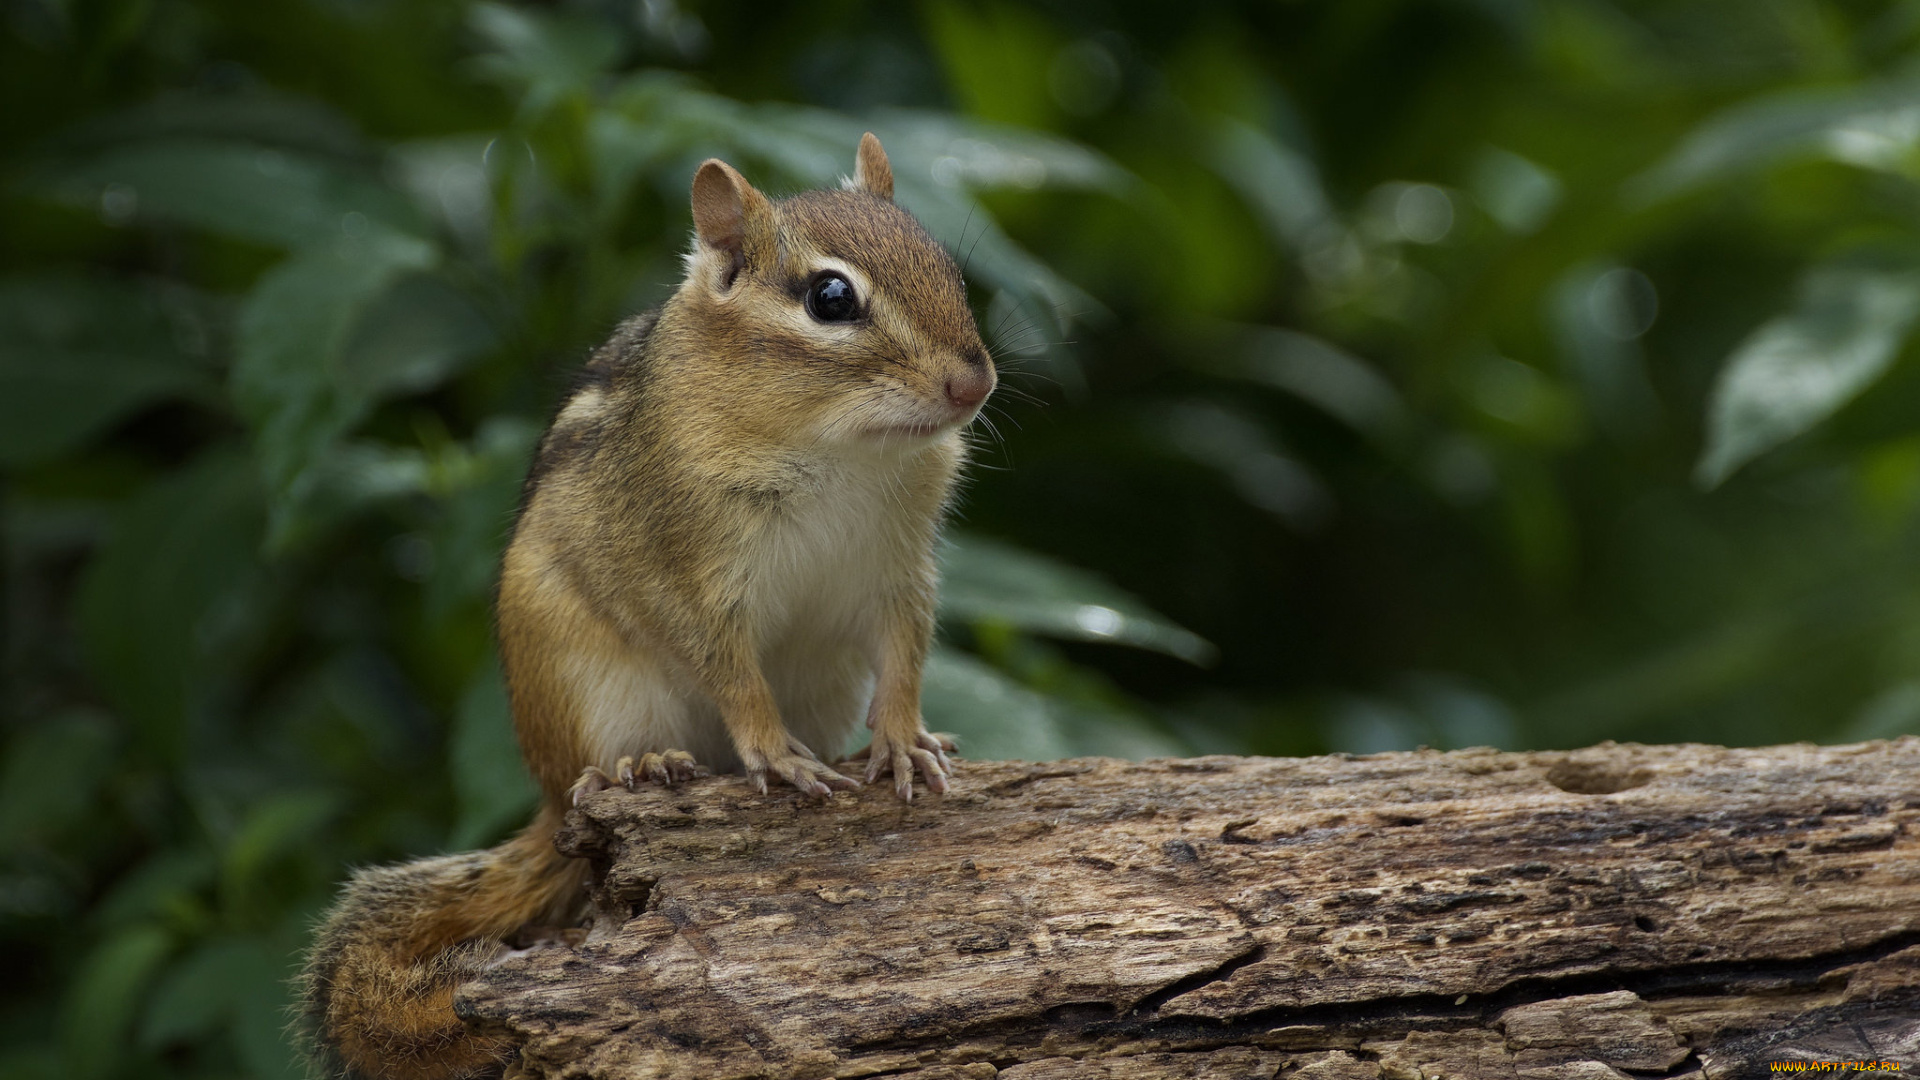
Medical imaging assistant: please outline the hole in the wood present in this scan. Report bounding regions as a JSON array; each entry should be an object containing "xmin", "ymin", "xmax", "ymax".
[
  {"xmin": 619, "ymin": 878, "xmax": 655, "ymax": 919},
  {"xmin": 1634, "ymin": 915, "xmax": 1658, "ymax": 932},
  {"xmin": 1543, "ymin": 758, "xmax": 1655, "ymax": 794}
]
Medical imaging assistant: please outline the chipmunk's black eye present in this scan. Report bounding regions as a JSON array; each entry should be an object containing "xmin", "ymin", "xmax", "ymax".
[{"xmin": 806, "ymin": 273, "xmax": 860, "ymax": 323}]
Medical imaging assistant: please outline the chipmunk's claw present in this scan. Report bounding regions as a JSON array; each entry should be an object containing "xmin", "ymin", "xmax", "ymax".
[
  {"xmin": 858, "ymin": 729, "xmax": 953, "ymax": 801},
  {"xmin": 568, "ymin": 766, "xmax": 617, "ymax": 806},
  {"xmin": 616, "ymin": 750, "xmax": 710, "ymax": 789},
  {"xmin": 746, "ymin": 739, "xmax": 859, "ymax": 799}
]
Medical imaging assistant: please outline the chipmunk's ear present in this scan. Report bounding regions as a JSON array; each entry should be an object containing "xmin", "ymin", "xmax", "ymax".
[
  {"xmin": 691, "ymin": 159, "xmax": 774, "ymax": 268},
  {"xmin": 854, "ymin": 132, "xmax": 893, "ymax": 200}
]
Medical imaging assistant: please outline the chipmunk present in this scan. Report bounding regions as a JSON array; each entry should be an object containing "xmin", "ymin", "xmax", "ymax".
[{"xmin": 300, "ymin": 133, "xmax": 994, "ymax": 1080}]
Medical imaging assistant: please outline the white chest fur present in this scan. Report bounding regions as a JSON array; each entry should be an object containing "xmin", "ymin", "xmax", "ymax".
[
  {"xmin": 577, "ymin": 452, "xmax": 926, "ymax": 774},
  {"xmin": 740, "ymin": 458, "xmax": 911, "ymax": 653}
]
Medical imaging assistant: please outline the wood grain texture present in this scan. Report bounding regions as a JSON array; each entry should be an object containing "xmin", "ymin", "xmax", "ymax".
[{"xmin": 457, "ymin": 740, "xmax": 1920, "ymax": 1079}]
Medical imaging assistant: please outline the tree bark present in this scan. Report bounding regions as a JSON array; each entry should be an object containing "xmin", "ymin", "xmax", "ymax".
[{"xmin": 459, "ymin": 740, "xmax": 1920, "ymax": 1079}]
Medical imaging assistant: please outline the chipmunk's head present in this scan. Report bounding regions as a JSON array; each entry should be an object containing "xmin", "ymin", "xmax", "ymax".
[{"xmin": 676, "ymin": 134, "xmax": 995, "ymax": 449}]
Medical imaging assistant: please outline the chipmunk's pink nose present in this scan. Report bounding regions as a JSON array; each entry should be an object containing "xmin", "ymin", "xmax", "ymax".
[{"xmin": 945, "ymin": 370, "xmax": 993, "ymax": 411}]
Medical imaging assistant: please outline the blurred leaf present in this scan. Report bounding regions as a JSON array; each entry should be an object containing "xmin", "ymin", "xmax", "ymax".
[
  {"xmin": 425, "ymin": 418, "xmax": 541, "ymax": 616},
  {"xmin": 1857, "ymin": 435, "xmax": 1920, "ymax": 524},
  {"xmin": 922, "ymin": 0, "xmax": 1059, "ymax": 129},
  {"xmin": 92, "ymin": 849, "xmax": 216, "ymax": 929},
  {"xmin": 138, "ymin": 935, "xmax": 301, "ymax": 1077},
  {"xmin": 584, "ymin": 111, "xmax": 676, "ymax": 211},
  {"xmin": 1051, "ymin": 705, "xmax": 1187, "ymax": 759},
  {"xmin": 231, "ymin": 233, "xmax": 438, "ymax": 540},
  {"xmin": 921, "ymin": 647, "xmax": 1071, "ymax": 761},
  {"xmin": 1468, "ymin": 147, "xmax": 1562, "ymax": 234},
  {"xmin": 220, "ymin": 791, "xmax": 342, "ymax": 914},
  {"xmin": 234, "ymin": 958, "xmax": 306, "ymax": 1080},
  {"xmin": 449, "ymin": 661, "xmax": 537, "ymax": 850},
  {"xmin": 390, "ymin": 135, "xmax": 495, "ymax": 243},
  {"xmin": 1532, "ymin": 1, "xmax": 1673, "ymax": 92},
  {"xmin": 63, "ymin": 925, "xmax": 172, "ymax": 1079},
  {"xmin": 966, "ymin": 628, "xmax": 1187, "ymax": 758},
  {"xmin": 341, "ymin": 274, "xmax": 496, "ymax": 400},
  {"xmin": 1498, "ymin": 455, "xmax": 1577, "ymax": 590},
  {"xmin": 138, "ymin": 937, "xmax": 254, "ymax": 1046},
  {"xmin": 1324, "ymin": 695, "xmax": 1425, "ymax": 754},
  {"xmin": 291, "ymin": 441, "xmax": 434, "ymax": 541},
  {"xmin": 1154, "ymin": 401, "xmax": 1332, "ymax": 530},
  {"xmin": 288, "ymin": 418, "xmax": 536, "ymax": 613},
  {"xmin": 1234, "ymin": 326, "xmax": 1405, "ymax": 438},
  {"xmin": 36, "ymin": 140, "xmax": 424, "ymax": 249},
  {"xmin": 1549, "ymin": 263, "xmax": 1662, "ymax": 442},
  {"xmin": 0, "ymin": 1046, "xmax": 61, "ymax": 1080},
  {"xmin": 939, "ymin": 533, "xmax": 1215, "ymax": 664},
  {"xmin": 1467, "ymin": 354, "xmax": 1584, "ymax": 446},
  {"xmin": 1634, "ymin": 73, "xmax": 1920, "ymax": 199},
  {"xmin": 0, "ymin": 711, "xmax": 115, "ymax": 852},
  {"xmin": 76, "ymin": 452, "xmax": 264, "ymax": 754},
  {"xmin": 0, "ymin": 349, "xmax": 208, "ymax": 466},
  {"xmin": 1537, "ymin": 611, "xmax": 1797, "ymax": 743},
  {"xmin": 604, "ymin": 73, "xmax": 848, "ymax": 183},
  {"xmin": 1325, "ymin": 675, "xmax": 1518, "ymax": 754},
  {"xmin": 1698, "ymin": 262, "xmax": 1920, "ymax": 487},
  {"xmin": 1206, "ymin": 116, "xmax": 1336, "ymax": 252},
  {"xmin": 869, "ymin": 110, "xmax": 1125, "ymax": 192},
  {"xmin": 469, "ymin": 1, "xmax": 622, "ymax": 112},
  {"xmin": 54, "ymin": 90, "xmax": 372, "ymax": 158},
  {"xmin": 0, "ymin": 275, "xmax": 215, "ymax": 466},
  {"xmin": 1841, "ymin": 680, "xmax": 1920, "ymax": 740}
]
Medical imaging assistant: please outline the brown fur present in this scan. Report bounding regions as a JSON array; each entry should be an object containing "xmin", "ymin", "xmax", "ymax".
[
  {"xmin": 300, "ymin": 135, "xmax": 993, "ymax": 1079},
  {"xmin": 300, "ymin": 808, "xmax": 586, "ymax": 1080}
]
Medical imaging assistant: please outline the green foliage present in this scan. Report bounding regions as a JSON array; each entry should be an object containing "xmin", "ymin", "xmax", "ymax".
[
  {"xmin": 0, "ymin": 276, "xmax": 219, "ymax": 466},
  {"xmin": 7, "ymin": 0, "xmax": 1920, "ymax": 1076},
  {"xmin": 1698, "ymin": 260, "xmax": 1920, "ymax": 487},
  {"xmin": 940, "ymin": 534, "xmax": 1215, "ymax": 665}
]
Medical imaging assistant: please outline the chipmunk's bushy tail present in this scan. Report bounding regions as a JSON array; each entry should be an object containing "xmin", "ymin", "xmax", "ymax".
[{"xmin": 299, "ymin": 805, "xmax": 588, "ymax": 1080}]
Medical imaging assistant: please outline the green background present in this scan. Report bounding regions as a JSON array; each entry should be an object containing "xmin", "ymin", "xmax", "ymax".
[{"xmin": 6, "ymin": 0, "xmax": 1920, "ymax": 1075}]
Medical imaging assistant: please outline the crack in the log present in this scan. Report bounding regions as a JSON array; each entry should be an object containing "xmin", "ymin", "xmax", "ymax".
[
  {"xmin": 1482, "ymin": 928, "xmax": 1920, "ymax": 1010},
  {"xmin": 1129, "ymin": 942, "xmax": 1268, "ymax": 1015},
  {"xmin": 835, "ymin": 929, "xmax": 1920, "ymax": 1062}
]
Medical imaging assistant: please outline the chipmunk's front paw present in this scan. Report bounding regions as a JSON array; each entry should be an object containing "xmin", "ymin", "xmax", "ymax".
[
  {"xmin": 860, "ymin": 727, "xmax": 953, "ymax": 801},
  {"xmin": 616, "ymin": 750, "xmax": 709, "ymax": 788},
  {"xmin": 744, "ymin": 739, "xmax": 860, "ymax": 799}
]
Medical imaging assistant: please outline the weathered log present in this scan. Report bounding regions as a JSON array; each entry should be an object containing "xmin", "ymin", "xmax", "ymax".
[{"xmin": 459, "ymin": 740, "xmax": 1920, "ymax": 1079}]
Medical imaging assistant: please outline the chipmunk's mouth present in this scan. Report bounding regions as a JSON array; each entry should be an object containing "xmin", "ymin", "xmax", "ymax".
[
  {"xmin": 863, "ymin": 419, "xmax": 951, "ymax": 440},
  {"xmin": 858, "ymin": 391, "xmax": 987, "ymax": 442}
]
